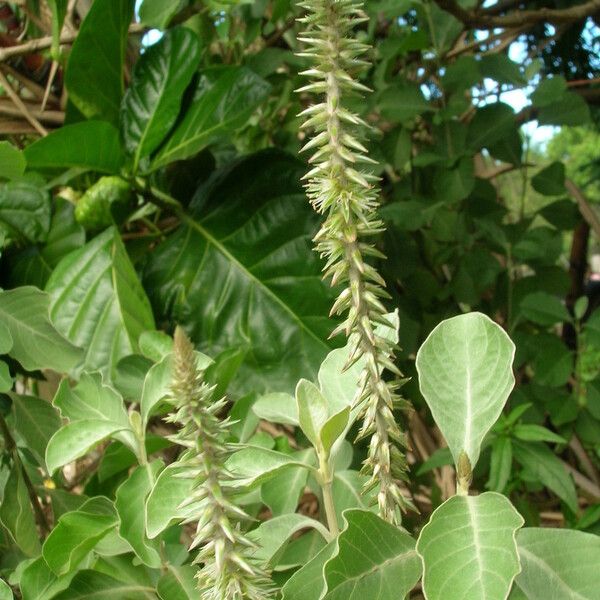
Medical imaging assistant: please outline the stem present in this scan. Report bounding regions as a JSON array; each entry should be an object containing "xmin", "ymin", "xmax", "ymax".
[{"xmin": 318, "ymin": 453, "xmax": 339, "ymax": 537}]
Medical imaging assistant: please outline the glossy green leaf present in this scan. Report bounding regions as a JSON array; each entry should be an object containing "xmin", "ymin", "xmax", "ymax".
[
  {"xmin": 24, "ymin": 122, "xmax": 125, "ymax": 174},
  {"xmin": 323, "ymin": 509, "xmax": 421, "ymax": 600},
  {"xmin": 11, "ymin": 394, "xmax": 61, "ymax": 469},
  {"xmin": 515, "ymin": 527, "xmax": 600, "ymax": 599},
  {"xmin": 152, "ymin": 66, "xmax": 270, "ymax": 168},
  {"xmin": 145, "ymin": 464, "xmax": 196, "ymax": 539},
  {"xmin": 52, "ymin": 570, "xmax": 155, "ymax": 599},
  {"xmin": 157, "ymin": 565, "xmax": 196, "ymax": 600},
  {"xmin": 139, "ymin": 0, "xmax": 186, "ymax": 28},
  {"xmin": 416, "ymin": 312, "xmax": 516, "ymax": 468},
  {"xmin": 249, "ymin": 514, "xmax": 330, "ymax": 566},
  {"xmin": 416, "ymin": 493, "xmax": 523, "ymax": 600},
  {"xmin": 64, "ymin": 0, "xmax": 134, "ymax": 124},
  {"xmin": 144, "ymin": 151, "xmax": 336, "ymax": 394},
  {"xmin": 46, "ymin": 227, "xmax": 155, "ymax": 380},
  {"xmin": 45, "ymin": 420, "xmax": 130, "ymax": 475},
  {"xmin": 0, "ymin": 180, "xmax": 50, "ymax": 243},
  {"xmin": 0, "ymin": 287, "xmax": 82, "ymax": 373},
  {"xmin": 513, "ymin": 440, "xmax": 578, "ymax": 513},
  {"xmin": 0, "ymin": 465, "xmax": 41, "ymax": 557},
  {"xmin": 122, "ymin": 27, "xmax": 200, "ymax": 170},
  {"xmin": 19, "ymin": 556, "xmax": 73, "ymax": 600},
  {"xmin": 520, "ymin": 291, "xmax": 570, "ymax": 326},
  {"xmin": 115, "ymin": 461, "xmax": 163, "ymax": 568},
  {"xmin": 0, "ymin": 579, "xmax": 12, "ymax": 600},
  {"xmin": 42, "ymin": 497, "xmax": 118, "ymax": 575},
  {"xmin": 0, "ymin": 141, "xmax": 25, "ymax": 180}
]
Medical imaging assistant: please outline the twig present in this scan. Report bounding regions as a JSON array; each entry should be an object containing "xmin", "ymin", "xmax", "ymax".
[
  {"xmin": 0, "ymin": 62, "xmax": 60, "ymax": 106},
  {"xmin": 0, "ymin": 99, "xmax": 63, "ymax": 124},
  {"xmin": 562, "ymin": 461, "xmax": 600, "ymax": 502},
  {"xmin": 0, "ymin": 69, "xmax": 47, "ymax": 135},
  {"xmin": 566, "ymin": 179, "xmax": 600, "ymax": 240},
  {"xmin": 570, "ymin": 435, "xmax": 600, "ymax": 486}
]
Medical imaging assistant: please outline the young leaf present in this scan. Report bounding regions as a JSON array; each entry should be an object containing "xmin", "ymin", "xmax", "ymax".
[
  {"xmin": 64, "ymin": 0, "xmax": 134, "ymax": 124},
  {"xmin": 114, "ymin": 461, "xmax": 163, "ymax": 568},
  {"xmin": 253, "ymin": 392, "xmax": 299, "ymax": 426},
  {"xmin": 140, "ymin": 353, "xmax": 173, "ymax": 427},
  {"xmin": 0, "ymin": 287, "xmax": 82, "ymax": 373},
  {"xmin": 24, "ymin": 122, "xmax": 125, "ymax": 174},
  {"xmin": 151, "ymin": 67, "xmax": 271, "ymax": 169},
  {"xmin": 416, "ymin": 493, "xmax": 524, "ymax": 600},
  {"xmin": 51, "ymin": 570, "xmax": 155, "ymax": 599},
  {"xmin": 121, "ymin": 27, "xmax": 200, "ymax": 170},
  {"xmin": 0, "ymin": 465, "xmax": 41, "ymax": 557},
  {"xmin": 46, "ymin": 227, "xmax": 155, "ymax": 380},
  {"xmin": 323, "ymin": 510, "xmax": 421, "ymax": 600},
  {"xmin": 42, "ymin": 497, "xmax": 118, "ymax": 575},
  {"xmin": 415, "ymin": 312, "xmax": 516, "ymax": 468},
  {"xmin": 486, "ymin": 436, "xmax": 513, "ymax": 493},
  {"xmin": 515, "ymin": 527, "xmax": 600, "ymax": 599},
  {"xmin": 297, "ymin": 379, "xmax": 329, "ymax": 449}
]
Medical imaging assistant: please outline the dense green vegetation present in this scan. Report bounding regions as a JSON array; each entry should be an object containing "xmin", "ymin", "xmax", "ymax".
[{"xmin": 0, "ymin": 0, "xmax": 599, "ymax": 598}]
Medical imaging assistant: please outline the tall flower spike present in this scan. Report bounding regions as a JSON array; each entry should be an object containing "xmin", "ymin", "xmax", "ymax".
[
  {"xmin": 296, "ymin": 0, "xmax": 413, "ymax": 524},
  {"xmin": 167, "ymin": 327, "xmax": 272, "ymax": 600}
]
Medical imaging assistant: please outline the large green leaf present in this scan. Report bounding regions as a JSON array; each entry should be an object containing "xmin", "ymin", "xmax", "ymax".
[
  {"xmin": 64, "ymin": 0, "xmax": 134, "ymax": 124},
  {"xmin": 52, "ymin": 570, "xmax": 155, "ymax": 599},
  {"xmin": 151, "ymin": 67, "xmax": 271, "ymax": 169},
  {"xmin": 19, "ymin": 556, "xmax": 73, "ymax": 600},
  {"xmin": 46, "ymin": 227, "xmax": 155, "ymax": 380},
  {"xmin": 0, "ymin": 180, "xmax": 50, "ymax": 243},
  {"xmin": 24, "ymin": 122, "xmax": 125, "ymax": 174},
  {"xmin": 515, "ymin": 528, "xmax": 600, "ymax": 599},
  {"xmin": 156, "ymin": 566, "xmax": 196, "ymax": 600},
  {"xmin": 0, "ymin": 579, "xmax": 12, "ymax": 600},
  {"xmin": 323, "ymin": 510, "xmax": 421, "ymax": 600},
  {"xmin": 121, "ymin": 27, "xmax": 200, "ymax": 170},
  {"xmin": 0, "ymin": 464, "xmax": 41, "ymax": 557},
  {"xmin": 0, "ymin": 287, "xmax": 82, "ymax": 373},
  {"xmin": 0, "ymin": 141, "xmax": 25, "ymax": 180},
  {"xmin": 415, "ymin": 312, "xmax": 515, "ymax": 468},
  {"xmin": 139, "ymin": 0, "xmax": 186, "ymax": 28},
  {"xmin": 416, "ymin": 493, "xmax": 523, "ymax": 600},
  {"xmin": 467, "ymin": 102, "xmax": 516, "ymax": 151},
  {"xmin": 11, "ymin": 394, "xmax": 61, "ymax": 469},
  {"xmin": 143, "ymin": 151, "xmax": 336, "ymax": 394},
  {"xmin": 42, "ymin": 497, "xmax": 118, "ymax": 575},
  {"xmin": 115, "ymin": 462, "xmax": 163, "ymax": 568}
]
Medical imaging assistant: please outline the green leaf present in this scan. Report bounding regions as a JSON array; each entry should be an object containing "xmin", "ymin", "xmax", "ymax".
[
  {"xmin": 323, "ymin": 509, "xmax": 421, "ymax": 600},
  {"xmin": 144, "ymin": 150, "xmax": 336, "ymax": 394},
  {"xmin": 24, "ymin": 122, "xmax": 125, "ymax": 174},
  {"xmin": 538, "ymin": 92, "xmax": 590, "ymax": 126},
  {"xmin": 114, "ymin": 354, "xmax": 153, "ymax": 399},
  {"xmin": 415, "ymin": 312, "xmax": 516, "ymax": 468},
  {"xmin": 64, "ymin": 0, "xmax": 134, "ymax": 124},
  {"xmin": 46, "ymin": 227, "xmax": 155, "ymax": 380},
  {"xmin": 138, "ymin": 330, "xmax": 173, "ymax": 362},
  {"xmin": 115, "ymin": 461, "xmax": 163, "ymax": 568},
  {"xmin": 467, "ymin": 102, "xmax": 515, "ymax": 151},
  {"xmin": 0, "ymin": 141, "xmax": 25, "ymax": 180},
  {"xmin": 479, "ymin": 54, "xmax": 527, "ymax": 87},
  {"xmin": 433, "ymin": 157, "xmax": 475, "ymax": 203},
  {"xmin": 19, "ymin": 556, "xmax": 73, "ymax": 600},
  {"xmin": 416, "ymin": 493, "xmax": 523, "ymax": 600},
  {"xmin": 47, "ymin": 0, "xmax": 67, "ymax": 59},
  {"xmin": 296, "ymin": 379, "xmax": 329, "ymax": 449},
  {"xmin": 531, "ymin": 334, "xmax": 573, "ymax": 388},
  {"xmin": 0, "ymin": 320, "xmax": 12, "ymax": 354},
  {"xmin": 0, "ymin": 287, "xmax": 82, "ymax": 373},
  {"xmin": 0, "ymin": 180, "xmax": 50, "ymax": 243},
  {"xmin": 122, "ymin": 27, "xmax": 200, "ymax": 171},
  {"xmin": 140, "ymin": 353, "xmax": 173, "ymax": 427},
  {"xmin": 513, "ymin": 440, "xmax": 578, "ymax": 513},
  {"xmin": 11, "ymin": 394, "xmax": 61, "ymax": 469},
  {"xmin": 0, "ymin": 360, "xmax": 11, "ymax": 392},
  {"xmin": 319, "ymin": 407, "xmax": 350, "ymax": 456},
  {"xmin": 261, "ymin": 450, "xmax": 312, "ymax": 516},
  {"xmin": 0, "ymin": 580, "xmax": 12, "ymax": 600},
  {"xmin": 281, "ymin": 542, "xmax": 336, "ymax": 600},
  {"xmin": 0, "ymin": 464, "xmax": 41, "ymax": 557},
  {"xmin": 45, "ymin": 420, "xmax": 130, "ymax": 475},
  {"xmin": 486, "ymin": 436, "xmax": 512, "ymax": 493},
  {"xmin": 515, "ymin": 527, "xmax": 600, "ymax": 599},
  {"xmin": 42, "ymin": 497, "xmax": 118, "ymax": 575},
  {"xmin": 157, "ymin": 565, "xmax": 196, "ymax": 600},
  {"xmin": 249, "ymin": 514, "xmax": 330, "ymax": 567},
  {"xmin": 520, "ymin": 291, "xmax": 571, "ymax": 326},
  {"xmin": 253, "ymin": 392, "xmax": 298, "ymax": 426},
  {"xmin": 331, "ymin": 470, "xmax": 376, "ymax": 524},
  {"xmin": 531, "ymin": 77, "xmax": 567, "ymax": 107},
  {"xmin": 513, "ymin": 424, "xmax": 566, "ymax": 444},
  {"xmin": 152, "ymin": 66, "xmax": 270, "ymax": 169},
  {"xmin": 378, "ymin": 83, "xmax": 431, "ymax": 123},
  {"xmin": 531, "ymin": 161, "xmax": 566, "ymax": 196},
  {"xmin": 226, "ymin": 446, "xmax": 313, "ymax": 489},
  {"xmin": 145, "ymin": 464, "xmax": 195, "ymax": 539},
  {"xmin": 139, "ymin": 0, "xmax": 186, "ymax": 28},
  {"xmin": 52, "ymin": 570, "xmax": 155, "ymax": 599}
]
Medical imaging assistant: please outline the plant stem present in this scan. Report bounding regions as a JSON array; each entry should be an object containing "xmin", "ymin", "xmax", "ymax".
[{"xmin": 318, "ymin": 453, "xmax": 339, "ymax": 537}]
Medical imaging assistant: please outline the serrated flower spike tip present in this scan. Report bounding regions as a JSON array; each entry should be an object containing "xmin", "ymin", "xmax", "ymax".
[
  {"xmin": 295, "ymin": 0, "xmax": 413, "ymax": 524},
  {"xmin": 168, "ymin": 326, "xmax": 273, "ymax": 599}
]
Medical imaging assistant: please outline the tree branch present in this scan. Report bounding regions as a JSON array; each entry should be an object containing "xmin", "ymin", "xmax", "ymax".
[{"xmin": 434, "ymin": 0, "xmax": 600, "ymax": 29}]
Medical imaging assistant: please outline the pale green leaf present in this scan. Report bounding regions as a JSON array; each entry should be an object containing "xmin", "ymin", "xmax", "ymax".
[
  {"xmin": 157, "ymin": 565, "xmax": 196, "ymax": 600},
  {"xmin": 138, "ymin": 330, "xmax": 173, "ymax": 362},
  {"xmin": 281, "ymin": 542, "xmax": 336, "ymax": 600},
  {"xmin": 19, "ymin": 556, "xmax": 73, "ymax": 600},
  {"xmin": 416, "ymin": 312, "xmax": 516, "ymax": 468},
  {"xmin": 0, "ymin": 579, "xmax": 12, "ymax": 600},
  {"xmin": 140, "ymin": 353, "xmax": 173, "ymax": 427},
  {"xmin": 253, "ymin": 392, "xmax": 298, "ymax": 426},
  {"xmin": 52, "ymin": 570, "xmax": 155, "ymax": 599},
  {"xmin": 416, "ymin": 492, "xmax": 523, "ymax": 600},
  {"xmin": 297, "ymin": 379, "xmax": 329, "ymax": 449},
  {"xmin": 0, "ymin": 360, "xmax": 12, "ymax": 392}
]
